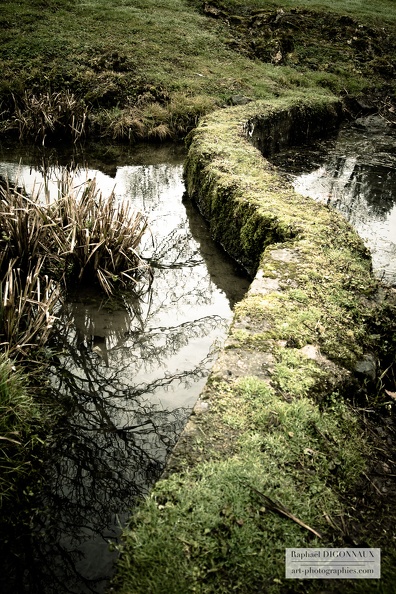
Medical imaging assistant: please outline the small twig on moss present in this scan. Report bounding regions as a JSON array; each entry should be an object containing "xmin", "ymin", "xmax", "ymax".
[
  {"xmin": 362, "ymin": 472, "xmax": 383, "ymax": 497},
  {"xmin": 244, "ymin": 482, "xmax": 322, "ymax": 539},
  {"xmin": 322, "ymin": 510, "xmax": 341, "ymax": 532}
]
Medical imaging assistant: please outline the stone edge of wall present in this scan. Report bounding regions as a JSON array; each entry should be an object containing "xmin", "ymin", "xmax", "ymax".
[{"xmin": 162, "ymin": 95, "xmax": 376, "ymax": 476}]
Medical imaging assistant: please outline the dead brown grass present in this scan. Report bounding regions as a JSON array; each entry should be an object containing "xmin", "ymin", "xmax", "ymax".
[{"xmin": 9, "ymin": 91, "xmax": 88, "ymax": 145}]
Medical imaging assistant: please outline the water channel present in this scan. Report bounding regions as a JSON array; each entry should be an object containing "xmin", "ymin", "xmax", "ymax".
[
  {"xmin": 272, "ymin": 114, "xmax": 396, "ymax": 286},
  {"xmin": 1, "ymin": 114, "xmax": 395, "ymax": 593},
  {"xmin": 0, "ymin": 143, "xmax": 250, "ymax": 594}
]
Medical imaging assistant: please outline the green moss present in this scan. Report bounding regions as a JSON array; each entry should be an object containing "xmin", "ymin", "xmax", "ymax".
[
  {"xmin": 234, "ymin": 281, "xmax": 370, "ymax": 366},
  {"xmin": 114, "ymin": 376, "xmax": 367, "ymax": 593},
  {"xmin": 271, "ymin": 349, "xmax": 326, "ymax": 398}
]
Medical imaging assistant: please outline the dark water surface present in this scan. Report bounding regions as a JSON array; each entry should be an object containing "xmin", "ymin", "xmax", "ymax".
[
  {"xmin": 271, "ymin": 115, "xmax": 396, "ymax": 286},
  {"xmin": 0, "ymin": 143, "xmax": 250, "ymax": 594}
]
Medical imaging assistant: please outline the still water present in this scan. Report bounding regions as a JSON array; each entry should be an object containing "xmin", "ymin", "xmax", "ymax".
[
  {"xmin": 0, "ymin": 143, "xmax": 250, "ymax": 594},
  {"xmin": 272, "ymin": 115, "xmax": 396, "ymax": 286}
]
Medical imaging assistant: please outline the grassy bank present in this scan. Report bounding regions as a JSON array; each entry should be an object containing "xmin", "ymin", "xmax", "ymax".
[
  {"xmin": 0, "ymin": 354, "xmax": 43, "ymax": 506},
  {"xmin": 1, "ymin": 0, "xmax": 395, "ymax": 143}
]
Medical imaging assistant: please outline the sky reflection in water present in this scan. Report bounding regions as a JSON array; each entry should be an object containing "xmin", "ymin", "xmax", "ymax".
[{"xmin": 276, "ymin": 115, "xmax": 396, "ymax": 286}]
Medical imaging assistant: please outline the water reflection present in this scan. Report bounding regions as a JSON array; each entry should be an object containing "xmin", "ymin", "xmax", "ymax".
[
  {"xmin": 272, "ymin": 115, "xmax": 396, "ymax": 285},
  {"xmin": 0, "ymin": 145, "xmax": 249, "ymax": 594}
]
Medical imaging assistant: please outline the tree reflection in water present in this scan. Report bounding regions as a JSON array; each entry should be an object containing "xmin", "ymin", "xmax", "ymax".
[
  {"xmin": 33, "ymin": 226, "xmax": 228, "ymax": 593},
  {"xmin": 0, "ymin": 151, "xmax": 249, "ymax": 594}
]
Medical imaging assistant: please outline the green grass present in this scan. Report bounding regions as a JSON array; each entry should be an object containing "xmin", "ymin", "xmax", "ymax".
[
  {"xmin": 0, "ymin": 0, "xmax": 284, "ymax": 116},
  {"xmin": 1, "ymin": 0, "xmax": 395, "ymax": 141},
  {"xmin": 0, "ymin": 354, "xmax": 41, "ymax": 506}
]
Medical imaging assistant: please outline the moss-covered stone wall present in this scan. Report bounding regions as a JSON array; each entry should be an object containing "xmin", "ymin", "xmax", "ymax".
[
  {"xmin": 176, "ymin": 94, "xmax": 377, "ymax": 464},
  {"xmin": 245, "ymin": 100, "xmax": 344, "ymax": 157},
  {"xmin": 113, "ymin": 95, "xmax": 395, "ymax": 594}
]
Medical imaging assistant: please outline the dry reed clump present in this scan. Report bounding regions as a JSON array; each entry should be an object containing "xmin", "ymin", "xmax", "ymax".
[
  {"xmin": 101, "ymin": 94, "xmax": 216, "ymax": 141},
  {"xmin": 0, "ymin": 257, "xmax": 59, "ymax": 357},
  {"xmin": 48, "ymin": 174, "xmax": 151, "ymax": 295},
  {"xmin": 109, "ymin": 110, "xmax": 148, "ymax": 141},
  {"xmin": 10, "ymin": 90, "xmax": 88, "ymax": 145},
  {"xmin": 0, "ymin": 173, "xmax": 150, "ymax": 356},
  {"xmin": 147, "ymin": 123, "xmax": 172, "ymax": 140},
  {"xmin": 0, "ymin": 174, "xmax": 150, "ymax": 295},
  {"xmin": 0, "ymin": 178, "xmax": 47, "ymax": 274}
]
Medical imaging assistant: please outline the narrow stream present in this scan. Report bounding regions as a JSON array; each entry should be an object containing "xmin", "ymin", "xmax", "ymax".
[
  {"xmin": 4, "ymin": 115, "xmax": 394, "ymax": 592},
  {"xmin": 272, "ymin": 115, "xmax": 396, "ymax": 286},
  {"xmin": 0, "ymin": 143, "xmax": 250, "ymax": 594}
]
